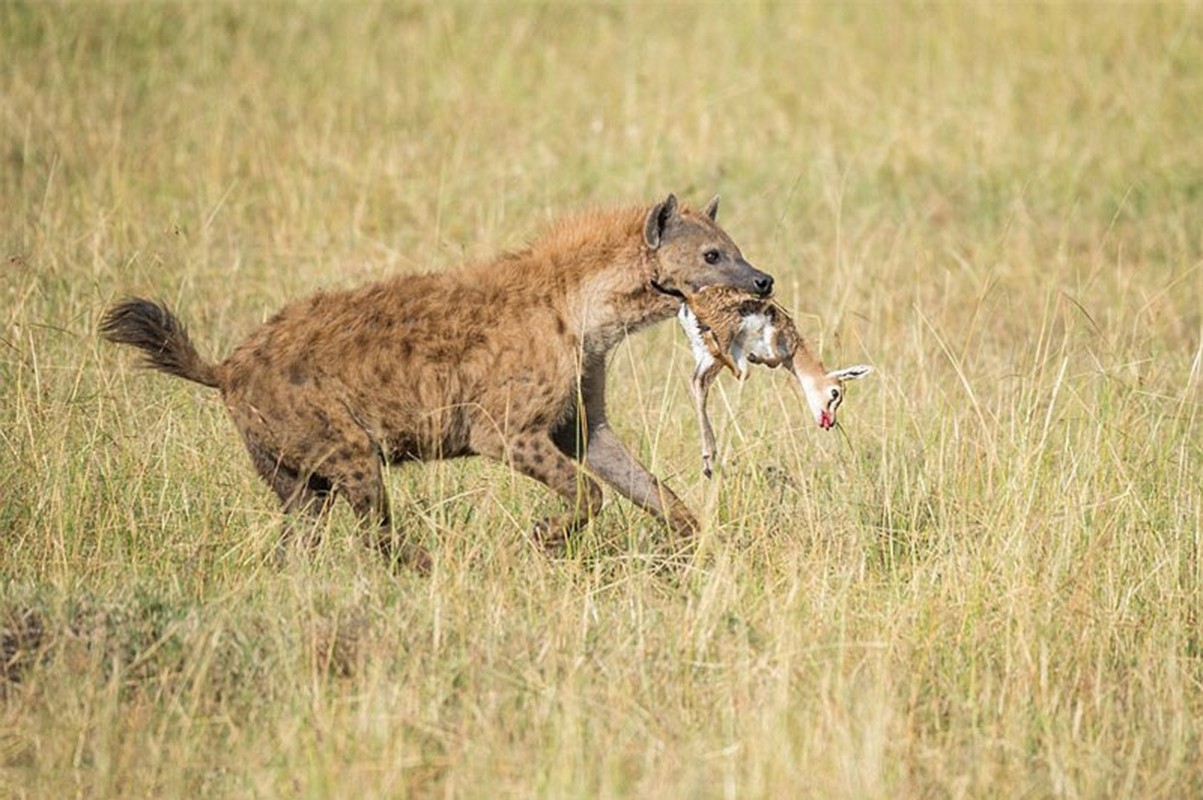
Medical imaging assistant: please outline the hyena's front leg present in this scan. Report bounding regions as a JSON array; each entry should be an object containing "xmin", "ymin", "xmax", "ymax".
[
  {"xmin": 583, "ymin": 425, "xmax": 700, "ymax": 540},
  {"xmin": 479, "ymin": 430, "xmax": 604, "ymax": 549},
  {"xmin": 567, "ymin": 359, "xmax": 700, "ymax": 540}
]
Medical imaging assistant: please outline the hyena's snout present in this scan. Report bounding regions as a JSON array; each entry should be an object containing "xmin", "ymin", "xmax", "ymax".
[
  {"xmin": 688, "ymin": 258, "xmax": 773, "ymax": 300},
  {"xmin": 732, "ymin": 260, "xmax": 774, "ymax": 297}
]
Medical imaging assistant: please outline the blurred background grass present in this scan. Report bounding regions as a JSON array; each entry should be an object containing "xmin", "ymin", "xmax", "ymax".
[{"xmin": 2, "ymin": 2, "xmax": 1201, "ymax": 797}]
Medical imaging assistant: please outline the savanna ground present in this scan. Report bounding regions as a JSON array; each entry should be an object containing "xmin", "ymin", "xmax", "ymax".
[{"xmin": 2, "ymin": 2, "xmax": 1201, "ymax": 797}]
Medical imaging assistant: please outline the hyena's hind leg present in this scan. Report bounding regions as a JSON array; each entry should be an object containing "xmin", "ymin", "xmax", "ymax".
[
  {"xmin": 300, "ymin": 420, "xmax": 435, "ymax": 572},
  {"xmin": 242, "ymin": 436, "xmax": 335, "ymax": 558},
  {"xmin": 242, "ymin": 426, "xmax": 429, "ymax": 572},
  {"xmin": 306, "ymin": 433, "xmax": 431, "ymax": 573}
]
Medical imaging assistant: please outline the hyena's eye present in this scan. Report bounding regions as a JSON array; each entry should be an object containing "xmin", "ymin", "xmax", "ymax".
[{"xmin": 703, "ymin": 249, "xmax": 721, "ymax": 265}]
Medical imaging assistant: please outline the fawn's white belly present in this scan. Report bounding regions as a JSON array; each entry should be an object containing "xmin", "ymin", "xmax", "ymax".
[
  {"xmin": 678, "ymin": 305, "xmax": 778, "ymax": 378},
  {"xmin": 678, "ymin": 305, "xmax": 715, "ymax": 371},
  {"xmin": 729, "ymin": 312, "xmax": 778, "ymax": 376}
]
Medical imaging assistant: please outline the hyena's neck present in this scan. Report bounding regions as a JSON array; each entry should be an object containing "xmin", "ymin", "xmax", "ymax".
[
  {"xmin": 569, "ymin": 242, "xmax": 678, "ymax": 357},
  {"xmin": 503, "ymin": 204, "xmax": 677, "ymax": 357}
]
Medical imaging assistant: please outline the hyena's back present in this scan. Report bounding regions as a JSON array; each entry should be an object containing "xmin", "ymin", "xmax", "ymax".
[{"xmin": 219, "ymin": 270, "xmax": 581, "ymax": 469}]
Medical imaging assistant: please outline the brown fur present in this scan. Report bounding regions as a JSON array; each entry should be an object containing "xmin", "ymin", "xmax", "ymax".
[
  {"xmin": 686, "ymin": 285, "xmax": 825, "ymax": 375},
  {"xmin": 101, "ymin": 195, "xmax": 773, "ymax": 566}
]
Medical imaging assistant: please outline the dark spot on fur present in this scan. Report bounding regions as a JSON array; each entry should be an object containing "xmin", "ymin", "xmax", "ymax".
[
  {"xmin": 427, "ymin": 343, "xmax": 460, "ymax": 362},
  {"xmin": 532, "ymin": 452, "xmax": 545, "ymax": 466},
  {"xmin": 288, "ymin": 366, "xmax": 306, "ymax": 386},
  {"xmin": 555, "ymin": 316, "xmax": 567, "ymax": 335},
  {"xmin": 375, "ymin": 363, "xmax": 394, "ymax": 384},
  {"xmin": 351, "ymin": 469, "xmax": 365, "ymax": 482}
]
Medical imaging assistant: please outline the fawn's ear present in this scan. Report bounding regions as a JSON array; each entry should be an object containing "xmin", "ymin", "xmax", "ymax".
[
  {"xmin": 703, "ymin": 195, "xmax": 720, "ymax": 221},
  {"xmin": 827, "ymin": 365, "xmax": 873, "ymax": 381},
  {"xmin": 644, "ymin": 194, "xmax": 679, "ymax": 249}
]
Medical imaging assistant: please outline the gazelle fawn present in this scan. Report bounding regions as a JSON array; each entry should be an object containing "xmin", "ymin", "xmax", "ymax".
[{"xmin": 677, "ymin": 285, "xmax": 872, "ymax": 477}]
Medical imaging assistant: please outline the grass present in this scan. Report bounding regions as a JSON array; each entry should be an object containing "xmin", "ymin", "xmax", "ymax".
[{"xmin": 2, "ymin": 1, "xmax": 1201, "ymax": 797}]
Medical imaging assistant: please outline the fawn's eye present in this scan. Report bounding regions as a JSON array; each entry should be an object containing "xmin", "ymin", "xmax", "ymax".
[
  {"xmin": 830, "ymin": 388, "xmax": 841, "ymax": 401},
  {"xmin": 703, "ymin": 249, "xmax": 721, "ymax": 265}
]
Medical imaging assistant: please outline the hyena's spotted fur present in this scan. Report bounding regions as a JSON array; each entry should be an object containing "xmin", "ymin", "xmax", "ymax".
[{"xmin": 102, "ymin": 195, "xmax": 773, "ymax": 567}]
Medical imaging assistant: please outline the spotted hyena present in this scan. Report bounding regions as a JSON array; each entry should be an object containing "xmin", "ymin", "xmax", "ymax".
[{"xmin": 101, "ymin": 195, "xmax": 773, "ymax": 567}]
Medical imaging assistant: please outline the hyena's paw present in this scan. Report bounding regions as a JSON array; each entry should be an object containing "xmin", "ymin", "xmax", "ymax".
[
  {"xmin": 531, "ymin": 516, "xmax": 574, "ymax": 553},
  {"xmin": 374, "ymin": 530, "xmax": 433, "ymax": 575},
  {"xmin": 668, "ymin": 507, "xmax": 701, "ymax": 542},
  {"xmin": 396, "ymin": 541, "xmax": 433, "ymax": 575}
]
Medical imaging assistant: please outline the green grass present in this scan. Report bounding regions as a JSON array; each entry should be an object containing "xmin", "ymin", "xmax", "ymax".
[{"xmin": 3, "ymin": 2, "xmax": 1201, "ymax": 797}]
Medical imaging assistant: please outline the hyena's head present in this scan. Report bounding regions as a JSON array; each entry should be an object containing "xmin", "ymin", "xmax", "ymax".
[{"xmin": 644, "ymin": 194, "xmax": 774, "ymax": 301}]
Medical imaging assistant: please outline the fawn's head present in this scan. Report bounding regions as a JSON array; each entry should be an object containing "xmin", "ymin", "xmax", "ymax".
[
  {"xmin": 797, "ymin": 364, "xmax": 874, "ymax": 430},
  {"xmin": 644, "ymin": 195, "xmax": 773, "ymax": 301}
]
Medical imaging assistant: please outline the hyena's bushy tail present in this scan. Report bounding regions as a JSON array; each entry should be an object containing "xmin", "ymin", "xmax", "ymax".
[{"xmin": 100, "ymin": 298, "xmax": 221, "ymax": 389}]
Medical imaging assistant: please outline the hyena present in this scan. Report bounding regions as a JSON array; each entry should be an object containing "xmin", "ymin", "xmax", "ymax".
[
  {"xmin": 677, "ymin": 285, "xmax": 872, "ymax": 477},
  {"xmin": 101, "ymin": 194, "xmax": 773, "ymax": 567}
]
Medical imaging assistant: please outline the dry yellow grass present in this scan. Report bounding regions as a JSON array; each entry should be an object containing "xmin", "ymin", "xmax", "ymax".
[{"xmin": 2, "ymin": 2, "xmax": 1201, "ymax": 797}]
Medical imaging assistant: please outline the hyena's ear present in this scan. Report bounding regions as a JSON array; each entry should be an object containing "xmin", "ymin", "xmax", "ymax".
[
  {"xmin": 703, "ymin": 195, "xmax": 719, "ymax": 221},
  {"xmin": 644, "ymin": 193, "xmax": 679, "ymax": 249},
  {"xmin": 827, "ymin": 365, "xmax": 874, "ymax": 381}
]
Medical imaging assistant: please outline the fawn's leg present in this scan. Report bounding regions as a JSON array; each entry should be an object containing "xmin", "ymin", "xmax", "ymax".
[{"xmin": 690, "ymin": 364, "xmax": 721, "ymax": 479}]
